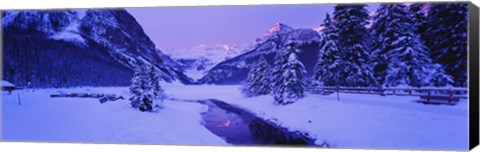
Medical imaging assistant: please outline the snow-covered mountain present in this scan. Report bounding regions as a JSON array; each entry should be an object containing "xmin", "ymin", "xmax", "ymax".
[
  {"xmin": 161, "ymin": 43, "xmax": 251, "ymax": 80},
  {"xmin": 199, "ymin": 23, "xmax": 322, "ymax": 84},
  {"xmin": 155, "ymin": 49, "xmax": 184, "ymax": 72},
  {"xmin": 2, "ymin": 9, "xmax": 193, "ymax": 88}
]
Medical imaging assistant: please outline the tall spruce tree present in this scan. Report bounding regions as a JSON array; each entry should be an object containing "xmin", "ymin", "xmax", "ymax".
[
  {"xmin": 147, "ymin": 66, "xmax": 166, "ymax": 103},
  {"xmin": 130, "ymin": 64, "xmax": 165, "ymax": 112},
  {"xmin": 370, "ymin": 4, "xmax": 391, "ymax": 85},
  {"xmin": 130, "ymin": 65, "xmax": 154, "ymax": 112},
  {"xmin": 427, "ymin": 2, "xmax": 468, "ymax": 87},
  {"xmin": 312, "ymin": 13, "xmax": 342, "ymax": 86},
  {"xmin": 242, "ymin": 56, "xmax": 271, "ymax": 97},
  {"xmin": 333, "ymin": 4, "xmax": 376, "ymax": 87},
  {"xmin": 371, "ymin": 4, "xmax": 451, "ymax": 87},
  {"xmin": 409, "ymin": 3, "xmax": 429, "ymax": 44},
  {"xmin": 271, "ymin": 42, "xmax": 306, "ymax": 105}
]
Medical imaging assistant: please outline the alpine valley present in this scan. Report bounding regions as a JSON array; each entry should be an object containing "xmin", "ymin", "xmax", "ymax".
[{"xmin": 2, "ymin": 10, "xmax": 324, "ymax": 86}]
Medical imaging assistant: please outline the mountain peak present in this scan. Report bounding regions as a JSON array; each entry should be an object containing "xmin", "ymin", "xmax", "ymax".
[
  {"xmin": 269, "ymin": 22, "xmax": 292, "ymax": 32},
  {"xmin": 313, "ymin": 26, "xmax": 324, "ymax": 33},
  {"xmin": 262, "ymin": 22, "xmax": 294, "ymax": 39}
]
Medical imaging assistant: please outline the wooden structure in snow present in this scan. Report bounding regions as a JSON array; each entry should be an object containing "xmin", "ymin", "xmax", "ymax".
[
  {"xmin": 50, "ymin": 92, "xmax": 125, "ymax": 103},
  {"xmin": 306, "ymin": 86, "xmax": 468, "ymax": 105},
  {"xmin": 1, "ymin": 80, "xmax": 16, "ymax": 93}
]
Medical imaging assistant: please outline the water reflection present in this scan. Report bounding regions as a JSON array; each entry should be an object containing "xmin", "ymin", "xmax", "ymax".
[{"xmin": 201, "ymin": 99, "xmax": 315, "ymax": 146}]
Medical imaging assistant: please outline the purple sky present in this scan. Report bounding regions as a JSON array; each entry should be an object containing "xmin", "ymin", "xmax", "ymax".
[{"xmin": 127, "ymin": 4, "xmax": 378, "ymax": 50}]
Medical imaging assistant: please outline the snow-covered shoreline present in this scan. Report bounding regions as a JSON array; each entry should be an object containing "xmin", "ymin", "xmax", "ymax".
[{"xmin": 163, "ymin": 84, "xmax": 469, "ymax": 150}]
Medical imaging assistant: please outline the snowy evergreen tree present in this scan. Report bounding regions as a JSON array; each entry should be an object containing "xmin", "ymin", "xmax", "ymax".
[
  {"xmin": 242, "ymin": 56, "xmax": 271, "ymax": 97},
  {"xmin": 371, "ymin": 4, "xmax": 452, "ymax": 87},
  {"xmin": 370, "ymin": 4, "xmax": 391, "ymax": 85},
  {"xmin": 384, "ymin": 45, "xmax": 433, "ymax": 87},
  {"xmin": 312, "ymin": 13, "xmax": 342, "ymax": 86},
  {"xmin": 147, "ymin": 66, "xmax": 166, "ymax": 104},
  {"xmin": 129, "ymin": 64, "xmax": 165, "ymax": 112},
  {"xmin": 271, "ymin": 42, "xmax": 306, "ymax": 105},
  {"xmin": 130, "ymin": 65, "xmax": 154, "ymax": 112},
  {"xmin": 427, "ymin": 2, "xmax": 468, "ymax": 87},
  {"xmin": 333, "ymin": 4, "xmax": 376, "ymax": 87},
  {"xmin": 409, "ymin": 3, "xmax": 429, "ymax": 44}
]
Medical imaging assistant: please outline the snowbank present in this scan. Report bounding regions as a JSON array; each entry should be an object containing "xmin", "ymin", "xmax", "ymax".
[
  {"xmin": 162, "ymin": 84, "xmax": 469, "ymax": 150},
  {"xmin": 1, "ymin": 81, "xmax": 15, "ymax": 87},
  {"xmin": 1, "ymin": 87, "xmax": 228, "ymax": 145}
]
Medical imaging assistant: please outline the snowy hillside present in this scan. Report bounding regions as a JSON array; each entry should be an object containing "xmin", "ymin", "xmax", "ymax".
[
  {"xmin": 2, "ymin": 10, "xmax": 88, "ymax": 46},
  {"xmin": 155, "ymin": 49, "xmax": 184, "ymax": 72}
]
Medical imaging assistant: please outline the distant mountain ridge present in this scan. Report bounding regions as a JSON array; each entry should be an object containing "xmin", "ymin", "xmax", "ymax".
[
  {"xmin": 161, "ymin": 43, "xmax": 252, "ymax": 80},
  {"xmin": 199, "ymin": 23, "xmax": 322, "ymax": 84}
]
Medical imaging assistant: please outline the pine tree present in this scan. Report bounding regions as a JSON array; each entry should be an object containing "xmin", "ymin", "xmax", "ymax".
[
  {"xmin": 312, "ymin": 13, "xmax": 342, "ymax": 86},
  {"xmin": 147, "ymin": 66, "xmax": 166, "ymax": 106},
  {"xmin": 130, "ymin": 65, "xmax": 154, "ymax": 112},
  {"xmin": 371, "ymin": 4, "xmax": 452, "ymax": 87},
  {"xmin": 271, "ymin": 42, "xmax": 306, "ymax": 105},
  {"xmin": 427, "ymin": 2, "xmax": 468, "ymax": 87},
  {"xmin": 409, "ymin": 3, "xmax": 428, "ymax": 44},
  {"xmin": 370, "ymin": 4, "xmax": 391, "ymax": 85},
  {"xmin": 242, "ymin": 56, "xmax": 271, "ymax": 97},
  {"xmin": 333, "ymin": 4, "xmax": 376, "ymax": 87},
  {"xmin": 384, "ymin": 45, "xmax": 433, "ymax": 87},
  {"xmin": 129, "ymin": 64, "xmax": 166, "ymax": 112}
]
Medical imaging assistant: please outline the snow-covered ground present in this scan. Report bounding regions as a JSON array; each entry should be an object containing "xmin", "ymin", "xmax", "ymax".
[
  {"xmin": 1, "ymin": 84, "xmax": 469, "ymax": 150},
  {"xmin": 1, "ymin": 87, "xmax": 227, "ymax": 145},
  {"xmin": 162, "ymin": 84, "xmax": 469, "ymax": 151}
]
